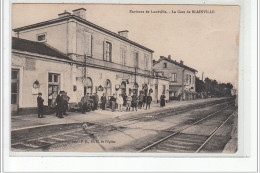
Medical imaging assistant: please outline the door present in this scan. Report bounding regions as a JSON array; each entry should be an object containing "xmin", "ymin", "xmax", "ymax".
[{"xmin": 11, "ymin": 69, "xmax": 19, "ymax": 115}]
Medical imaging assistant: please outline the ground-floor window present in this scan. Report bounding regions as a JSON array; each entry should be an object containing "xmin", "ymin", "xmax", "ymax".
[
  {"xmin": 84, "ymin": 77, "xmax": 93, "ymax": 95},
  {"xmin": 48, "ymin": 73, "xmax": 60, "ymax": 106},
  {"xmin": 142, "ymin": 84, "xmax": 148, "ymax": 95},
  {"xmin": 121, "ymin": 81, "xmax": 126, "ymax": 96},
  {"xmin": 105, "ymin": 79, "xmax": 112, "ymax": 96},
  {"xmin": 11, "ymin": 69, "xmax": 19, "ymax": 105},
  {"xmin": 162, "ymin": 85, "xmax": 166, "ymax": 94},
  {"xmin": 133, "ymin": 83, "xmax": 139, "ymax": 95}
]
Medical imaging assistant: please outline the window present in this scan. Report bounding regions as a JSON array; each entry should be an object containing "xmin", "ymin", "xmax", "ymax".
[
  {"xmin": 162, "ymin": 85, "xmax": 166, "ymax": 94},
  {"xmin": 193, "ymin": 75, "xmax": 195, "ymax": 84},
  {"xmin": 170, "ymin": 73, "xmax": 177, "ymax": 82},
  {"xmin": 11, "ymin": 69, "xmax": 19, "ymax": 104},
  {"xmin": 48, "ymin": 73, "xmax": 60, "ymax": 106},
  {"xmin": 104, "ymin": 41, "xmax": 112, "ymax": 61},
  {"xmin": 85, "ymin": 32, "xmax": 92, "ymax": 56},
  {"xmin": 37, "ymin": 33, "xmax": 46, "ymax": 42},
  {"xmin": 134, "ymin": 52, "xmax": 139, "ymax": 68},
  {"xmin": 190, "ymin": 75, "xmax": 192, "ymax": 84},
  {"xmin": 144, "ymin": 54, "xmax": 149, "ymax": 69},
  {"xmin": 120, "ymin": 47, "xmax": 126, "ymax": 65},
  {"xmin": 163, "ymin": 63, "xmax": 167, "ymax": 68}
]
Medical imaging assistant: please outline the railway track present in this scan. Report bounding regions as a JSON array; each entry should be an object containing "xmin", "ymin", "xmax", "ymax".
[
  {"xmin": 138, "ymin": 106, "xmax": 237, "ymax": 153},
  {"xmin": 11, "ymin": 98, "xmax": 235, "ymax": 151}
]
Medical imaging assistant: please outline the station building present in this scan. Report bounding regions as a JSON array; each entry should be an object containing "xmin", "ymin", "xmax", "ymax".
[
  {"xmin": 153, "ymin": 56, "xmax": 197, "ymax": 100},
  {"xmin": 12, "ymin": 8, "xmax": 169, "ymax": 115}
]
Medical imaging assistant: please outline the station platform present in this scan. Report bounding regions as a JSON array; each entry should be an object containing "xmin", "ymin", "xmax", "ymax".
[{"xmin": 11, "ymin": 97, "xmax": 228, "ymax": 131}]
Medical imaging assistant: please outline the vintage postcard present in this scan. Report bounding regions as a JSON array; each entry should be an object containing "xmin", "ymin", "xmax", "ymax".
[{"xmin": 10, "ymin": 4, "xmax": 240, "ymax": 154}]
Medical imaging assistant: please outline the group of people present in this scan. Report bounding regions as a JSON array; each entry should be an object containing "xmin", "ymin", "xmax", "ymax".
[
  {"xmin": 98, "ymin": 92, "xmax": 154, "ymax": 112},
  {"xmin": 55, "ymin": 91, "xmax": 70, "ymax": 118},
  {"xmin": 37, "ymin": 90, "xmax": 167, "ymax": 118},
  {"xmin": 80, "ymin": 92, "xmax": 99, "ymax": 114}
]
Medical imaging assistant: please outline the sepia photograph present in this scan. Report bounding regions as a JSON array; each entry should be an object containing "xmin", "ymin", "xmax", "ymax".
[{"xmin": 10, "ymin": 4, "xmax": 240, "ymax": 153}]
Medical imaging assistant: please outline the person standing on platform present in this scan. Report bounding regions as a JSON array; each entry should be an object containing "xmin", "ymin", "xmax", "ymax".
[
  {"xmin": 146, "ymin": 93, "xmax": 152, "ymax": 110},
  {"xmin": 94, "ymin": 92, "xmax": 99, "ymax": 110},
  {"xmin": 37, "ymin": 92, "xmax": 45, "ymax": 118},
  {"xmin": 131, "ymin": 93, "xmax": 138, "ymax": 111},
  {"xmin": 117, "ymin": 94, "xmax": 124, "ymax": 112},
  {"xmin": 56, "ymin": 91, "xmax": 64, "ymax": 118},
  {"xmin": 143, "ymin": 94, "xmax": 147, "ymax": 109},
  {"xmin": 160, "ymin": 94, "xmax": 166, "ymax": 107},
  {"xmin": 126, "ymin": 94, "xmax": 132, "ymax": 112},
  {"xmin": 138, "ymin": 92, "xmax": 144, "ymax": 109},
  {"xmin": 110, "ymin": 94, "xmax": 116, "ymax": 112},
  {"xmin": 101, "ymin": 93, "xmax": 107, "ymax": 110},
  {"xmin": 62, "ymin": 91, "xmax": 70, "ymax": 115}
]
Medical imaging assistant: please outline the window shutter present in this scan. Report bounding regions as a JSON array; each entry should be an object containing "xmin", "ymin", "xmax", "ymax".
[
  {"xmin": 103, "ymin": 41, "xmax": 105, "ymax": 60},
  {"xmin": 110, "ymin": 43, "xmax": 112, "ymax": 62}
]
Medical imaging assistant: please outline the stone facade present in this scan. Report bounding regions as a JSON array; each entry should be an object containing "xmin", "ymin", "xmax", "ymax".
[
  {"xmin": 153, "ymin": 56, "xmax": 197, "ymax": 100},
  {"xmin": 12, "ymin": 8, "xmax": 169, "ymax": 114}
]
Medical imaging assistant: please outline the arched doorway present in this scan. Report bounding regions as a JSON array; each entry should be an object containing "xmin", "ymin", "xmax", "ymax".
[
  {"xmin": 121, "ymin": 81, "xmax": 126, "ymax": 96},
  {"xmin": 84, "ymin": 77, "xmax": 93, "ymax": 95},
  {"xmin": 133, "ymin": 83, "xmax": 139, "ymax": 95},
  {"xmin": 104, "ymin": 79, "xmax": 112, "ymax": 96}
]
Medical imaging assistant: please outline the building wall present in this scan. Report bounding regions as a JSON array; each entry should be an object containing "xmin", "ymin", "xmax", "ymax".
[
  {"xmin": 12, "ymin": 52, "xmax": 72, "ymax": 108},
  {"xmin": 73, "ymin": 21, "xmax": 153, "ymax": 72},
  {"xmin": 16, "ymin": 18, "xmax": 153, "ymax": 74},
  {"xmin": 18, "ymin": 21, "xmax": 68, "ymax": 54},
  {"xmin": 153, "ymin": 59, "xmax": 196, "ymax": 91}
]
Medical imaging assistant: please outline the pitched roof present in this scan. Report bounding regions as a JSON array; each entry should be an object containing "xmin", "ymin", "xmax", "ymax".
[
  {"xmin": 12, "ymin": 37, "xmax": 70, "ymax": 60},
  {"xmin": 154, "ymin": 57, "xmax": 198, "ymax": 72},
  {"xmin": 13, "ymin": 15, "xmax": 154, "ymax": 53}
]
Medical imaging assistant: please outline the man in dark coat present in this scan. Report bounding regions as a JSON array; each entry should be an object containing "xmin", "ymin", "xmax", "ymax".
[
  {"xmin": 146, "ymin": 94, "xmax": 152, "ymax": 110},
  {"xmin": 62, "ymin": 91, "xmax": 70, "ymax": 115},
  {"xmin": 56, "ymin": 91, "xmax": 64, "ymax": 118},
  {"xmin": 138, "ymin": 93, "xmax": 144, "ymax": 109},
  {"xmin": 101, "ymin": 93, "xmax": 107, "ymax": 110},
  {"xmin": 131, "ymin": 93, "xmax": 138, "ymax": 111},
  {"xmin": 110, "ymin": 94, "xmax": 116, "ymax": 112},
  {"xmin": 37, "ymin": 92, "xmax": 45, "ymax": 118}
]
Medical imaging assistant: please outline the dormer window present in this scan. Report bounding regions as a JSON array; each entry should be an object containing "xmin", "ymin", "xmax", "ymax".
[
  {"xmin": 37, "ymin": 33, "xmax": 46, "ymax": 42},
  {"xmin": 163, "ymin": 63, "xmax": 167, "ymax": 68}
]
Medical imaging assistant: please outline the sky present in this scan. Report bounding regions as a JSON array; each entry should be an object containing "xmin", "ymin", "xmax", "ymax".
[{"xmin": 12, "ymin": 4, "xmax": 240, "ymax": 88}]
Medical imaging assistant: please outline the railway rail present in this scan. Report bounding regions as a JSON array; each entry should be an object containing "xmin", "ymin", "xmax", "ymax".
[
  {"xmin": 138, "ymin": 106, "xmax": 237, "ymax": 153},
  {"xmin": 11, "ymin": 98, "xmax": 235, "ymax": 151}
]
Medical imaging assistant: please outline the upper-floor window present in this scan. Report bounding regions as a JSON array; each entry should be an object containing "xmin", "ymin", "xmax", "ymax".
[
  {"xmin": 134, "ymin": 52, "xmax": 139, "ymax": 68},
  {"xmin": 163, "ymin": 63, "xmax": 167, "ymax": 68},
  {"xmin": 186, "ymin": 74, "xmax": 189, "ymax": 83},
  {"xmin": 37, "ymin": 33, "xmax": 46, "ymax": 42},
  {"xmin": 144, "ymin": 54, "xmax": 149, "ymax": 69},
  {"xmin": 190, "ymin": 75, "xmax": 192, "ymax": 84},
  {"xmin": 85, "ymin": 32, "xmax": 92, "ymax": 56},
  {"xmin": 193, "ymin": 75, "xmax": 195, "ymax": 84},
  {"xmin": 170, "ymin": 73, "xmax": 177, "ymax": 82},
  {"xmin": 120, "ymin": 46, "xmax": 126, "ymax": 65},
  {"xmin": 104, "ymin": 41, "xmax": 112, "ymax": 62}
]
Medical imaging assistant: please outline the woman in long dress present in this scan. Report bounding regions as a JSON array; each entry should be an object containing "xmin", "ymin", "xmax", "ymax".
[{"xmin": 160, "ymin": 94, "xmax": 166, "ymax": 107}]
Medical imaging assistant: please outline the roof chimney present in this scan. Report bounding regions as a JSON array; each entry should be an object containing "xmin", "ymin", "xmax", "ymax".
[
  {"xmin": 58, "ymin": 10, "xmax": 71, "ymax": 18},
  {"xmin": 118, "ymin": 30, "xmax": 129, "ymax": 39},
  {"xmin": 72, "ymin": 8, "xmax": 86, "ymax": 19},
  {"xmin": 160, "ymin": 56, "xmax": 164, "ymax": 59},
  {"xmin": 180, "ymin": 60, "xmax": 184, "ymax": 65},
  {"xmin": 168, "ymin": 55, "xmax": 171, "ymax": 59}
]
